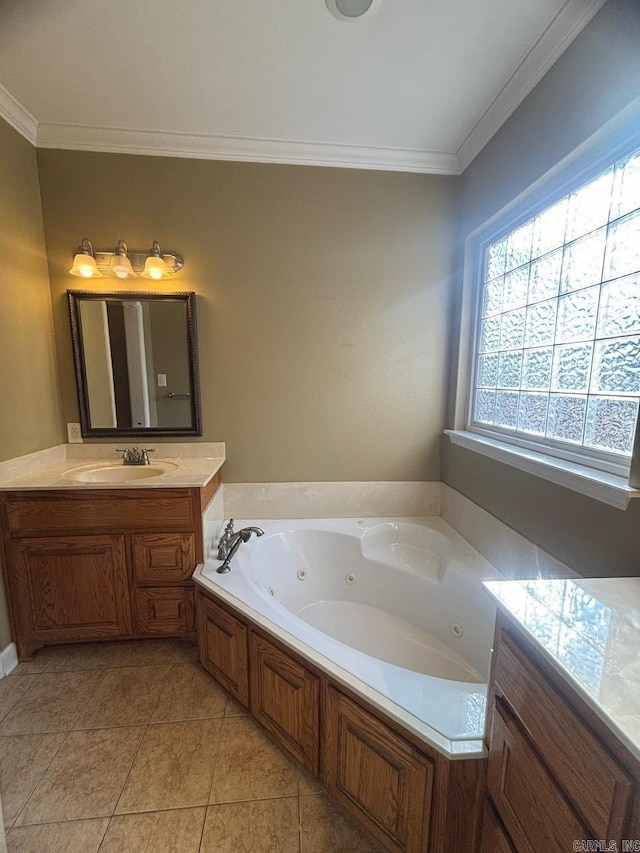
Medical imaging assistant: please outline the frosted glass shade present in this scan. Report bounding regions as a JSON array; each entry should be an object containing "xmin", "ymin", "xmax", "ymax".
[
  {"xmin": 142, "ymin": 255, "xmax": 170, "ymax": 280},
  {"xmin": 69, "ymin": 253, "xmax": 102, "ymax": 278},
  {"xmin": 110, "ymin": 253, "xmax": 137, "ymax": 279}
]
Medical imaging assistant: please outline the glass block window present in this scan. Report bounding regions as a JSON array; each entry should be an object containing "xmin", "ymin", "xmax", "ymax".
[{"xmin": 473, "ymin": 145, "xmax": 640, "ymax": 457}]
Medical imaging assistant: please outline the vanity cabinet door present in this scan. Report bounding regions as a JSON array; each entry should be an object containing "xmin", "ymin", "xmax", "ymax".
[
  {"xmin": 135, "ymin": 587, "xmax": 195, "ymax": 635},
  {"xmin": 132, "ymin": 533, "xmax": 196, "ymax": 583},
  {"xmin": 197, "ymin": 593, "xmax": 249, "ymax": 707},
  {"xmin": 10, "ymin": 535, "xmax": 132, "ymax": 651},
  {"xmin": 249, "ymin": 632, "xmax": 320, "ymax": 775},
  {"xmin": 323, "ymin": 685, "xmax": 434, "ymax": 853},
  {"xmin": 486, "ymin": 698, "xmax": 588, "ymax": 853}
]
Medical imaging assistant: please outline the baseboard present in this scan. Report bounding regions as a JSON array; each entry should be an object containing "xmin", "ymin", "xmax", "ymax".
[{"xmin": 0, "ymin": 643, "xmax": 18, "ymax": 678}]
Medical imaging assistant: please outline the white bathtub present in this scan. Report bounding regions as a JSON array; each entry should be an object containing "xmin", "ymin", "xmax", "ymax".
[{"xmin": 194, "ymin": 516, "xmax": 499, "ymax": 757}]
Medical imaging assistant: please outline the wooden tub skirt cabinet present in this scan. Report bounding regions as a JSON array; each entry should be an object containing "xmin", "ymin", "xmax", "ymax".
[{"xmin": 196, "ymin": 585, "xmax": 486, "ymax": 853}]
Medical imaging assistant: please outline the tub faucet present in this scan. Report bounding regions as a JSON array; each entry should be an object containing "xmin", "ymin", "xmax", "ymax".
[
  {"xmin": 217, "ymin": 526, "xmax": 264, "ymax": 574},
  {"xmin": 217, "ymin": 519, "xmax": 236, "ymax": 560}
]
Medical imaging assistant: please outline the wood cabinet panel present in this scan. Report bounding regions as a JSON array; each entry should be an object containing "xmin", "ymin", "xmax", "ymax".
[
  {"xmin": 487, "ymin": 698, "xmax": 587, "ymax": 853},
  {"xmin": 135, "ymin": 586, "xmax": 195, "ymax": 635},
  {"xmin": 480, "ymin": 804, "xmax": 515, "ymax": 853},
  {"xmin": 491, "ymin": 628, "xmax": 633, "ymax": 840},
  {"xmin": 133, "ymin": 533, "xmax": 195, "ymax": 584},
  {"xmin": 10, "ymin": 535, "xmax": 132, "ymax": 649},
  {"xmin": 323, "ymin": 684, "xmax": 433, "ymax": 853},
  {"xmin": 4, "ymin": 489, "xmax": 195, "ymax": 533},
  {"xmin": 197, "ymin": 595, "xmax": 249, "ymax": 707},
  {"xmin": 249, "ymin": 632, "xmax": 320, "ymax": 775}
]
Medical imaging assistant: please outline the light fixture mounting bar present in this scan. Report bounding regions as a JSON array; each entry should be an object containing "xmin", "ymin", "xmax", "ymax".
[{"xmin": 93, "ymin": 250, "xmax": 184, "ymax": 273}]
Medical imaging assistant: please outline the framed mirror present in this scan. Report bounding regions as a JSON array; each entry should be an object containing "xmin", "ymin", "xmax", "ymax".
[{"xmin": 68, "ymin": 290, "xmax": 202, "ymax": 437}]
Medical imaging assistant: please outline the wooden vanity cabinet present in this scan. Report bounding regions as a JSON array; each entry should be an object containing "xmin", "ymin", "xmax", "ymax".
[
  {"xmin": 10, "ymin": 534, "xmax": 133, "ymax": 642},
  {"xmin": 481, "ymin": 612, "xmax": 640, "ymax": 853},
  {"xmin": 0, "ymin": 473, "xmax": 221, "ymax": 659}
]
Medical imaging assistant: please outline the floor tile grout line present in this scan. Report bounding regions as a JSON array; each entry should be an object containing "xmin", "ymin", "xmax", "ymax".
[
  {"xmin": 71, "ymin": 663, "xmax": 177, "ymax": 732},
  {"xmin": 196, "ymin": 803, "xmax": 208, "ymax": 853},
  {"xmin": 0, "ymin": 707, "xmax": 229, "ymax": 739},
  {"xmin": 110, "ymin": 718, "xmax": 153, "ymax": 818},
  {"xmin": 110, "ymin": 649, "xmax": 201, "ymax": 817},
  {"xmin": 9, "ymin": 726, "xmax": 74, "ymax": 829},
  {"xmin": 7, "ymin": 804, "xmax": 214, "ymax": 830},
  {"xmin": 0, "ymin": 668, "xmax": 49, "ymax": 726},
  {"xmin": 94, "ymin": 814, "xmax": 111, "ymax": 853},
  {"xmin": 0, "ymin": 682, "xmax": 34, "ymax": 727},
  {"xmin": 0, "ymin": 668, "xmax": 105, "ymax": 739},
  {"xmin": 298, "ymin": 792, "xmax": 303, "ymax": 853},
  {"xmin": 204, "ymin": 689, "xmax": 229, "ymax": 807}
]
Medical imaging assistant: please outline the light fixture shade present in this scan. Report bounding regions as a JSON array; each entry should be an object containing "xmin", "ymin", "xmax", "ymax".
[
  {"xmin": 110, "ymin": 241, "xmax": 137, "ymax": 279},
  {"xmin": 141, "ymin": 241, "xmax": 171, "ymax": 279},
  {"xmin": 69, "ymin": 252, "xmax": 102, "ymax": 278},
  {"xmin": 141, "ymin": 256, "xmax": 170, "ymax": 279}
]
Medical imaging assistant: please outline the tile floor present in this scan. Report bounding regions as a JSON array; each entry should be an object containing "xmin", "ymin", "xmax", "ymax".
[{"xmin": 0, "ymin": 639, "xmax": 384, "ymax": 852}]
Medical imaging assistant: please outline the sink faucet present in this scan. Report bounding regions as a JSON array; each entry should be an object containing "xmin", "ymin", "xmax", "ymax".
[
  {"xmin": 217, "ymin": 525, "xmax": 264, "ymax": 574},
  {"xmin": 116, "ymin": 447, "xmax": 155, "ymax": 466}
]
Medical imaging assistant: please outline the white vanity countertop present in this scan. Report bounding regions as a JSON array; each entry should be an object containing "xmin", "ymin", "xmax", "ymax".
[
  {"xmin": 0, "ymin": 442, "xmax": 225, "ymax": 490},
  {"xmin": 484, "ymin": 577, "xmax": 640, "ymax": 763}
]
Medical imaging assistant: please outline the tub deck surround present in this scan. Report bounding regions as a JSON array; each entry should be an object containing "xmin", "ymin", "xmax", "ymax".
[
  {"xmin": 484, "ymin": 576, "xmax": 640, "ymax": 763},
  {"xmin": 0, "ymin": 442, "xmax": 225, "ymax": 490},
  {"xmin": 222, "ymin": 481, "xmax": 442, "ymax": 519},
  {"xmin": 194, "ymin": 516, "xmax": 499, "ymax": 758}
]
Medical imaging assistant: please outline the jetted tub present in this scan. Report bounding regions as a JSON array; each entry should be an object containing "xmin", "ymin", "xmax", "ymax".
[{"xmin": 194, "ymin": 516, "xmax": 499, "ymax": 757}]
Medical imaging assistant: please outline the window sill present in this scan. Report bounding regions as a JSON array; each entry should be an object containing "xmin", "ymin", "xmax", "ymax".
[{"xmin": 444, "ymin": 430, "xmax": 640, "ymax": 510}]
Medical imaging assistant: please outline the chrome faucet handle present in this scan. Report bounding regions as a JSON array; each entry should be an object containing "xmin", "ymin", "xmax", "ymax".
[
  {"xmin": 223, "ymin": 519, "xmax": 235, "ymax": 534},
  {"xmin": 141, "ymin": 449, "xmax": 155, "ymax": 464}
]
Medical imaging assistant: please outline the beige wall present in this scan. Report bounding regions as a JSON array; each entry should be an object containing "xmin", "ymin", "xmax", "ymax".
[
  {"xmin": 0, "ymin": 117, "xmax": 63, "ymax": 648},
  {"xmin": 37, "ymin": 151, "xmax": 459, "ymax": 483},
  {"xmin": 445, "ymin": 0, "xmax": 640, "ymax": 576},
  {"xmin": 0, "ymin": 120, "xmax": 63, "ymax": 462}
]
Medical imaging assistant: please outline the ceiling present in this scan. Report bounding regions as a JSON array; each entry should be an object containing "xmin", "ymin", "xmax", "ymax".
[{"xmin": 0, "ymin": 0, "xmax": 605, "ymax": 174}]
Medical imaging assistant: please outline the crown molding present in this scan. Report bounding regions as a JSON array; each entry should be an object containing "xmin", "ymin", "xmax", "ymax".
[
  {"xmin": 36, "ymin": 122, "xmax": 461, "ymax": 175},
  {"xmin": 0, "ymin": 83, "xmax": 37, "ymax": 144},
  {"xmin": 456, "ymin": 0, "xmax": 607, "ymax": 172},
  {"xmin": 0, "ymin": 0, "xmax": 605, "ymax": 176}
]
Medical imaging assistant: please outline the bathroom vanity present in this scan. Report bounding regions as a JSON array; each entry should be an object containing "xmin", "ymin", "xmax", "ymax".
[{"xmin": 0, "ymin": 446, "xmax": 224, "ymax": 659}]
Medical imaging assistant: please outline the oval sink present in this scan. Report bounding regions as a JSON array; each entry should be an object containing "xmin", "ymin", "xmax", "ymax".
[{"xmin": 64, "ymin": 461, "xmax": 179, "ymax": 484}]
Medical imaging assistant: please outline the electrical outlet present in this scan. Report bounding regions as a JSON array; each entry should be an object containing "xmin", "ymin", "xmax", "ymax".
[{"xmin": 67, "ymin": 423, "xmax": 83, "ymax": 443}]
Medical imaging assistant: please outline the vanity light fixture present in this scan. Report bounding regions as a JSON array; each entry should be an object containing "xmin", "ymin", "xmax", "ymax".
[
  {"xmin": 109, "ymin": 240, "xmax": 137, "ymax": 279},
  {"xmin": 69, "ymin": 238, "xmax": 103, "ymax": 278},
  {"xmin": 68, "ymin": 238, "xmax": 183, "ymax": 280},
  {"xmin": 141, "ymin": 241, "xmax": 171, "ymax": 280}
]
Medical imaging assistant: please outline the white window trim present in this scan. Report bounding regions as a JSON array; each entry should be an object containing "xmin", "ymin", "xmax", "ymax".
[
  {"xmin": 445, "ymin": 430, "xmax": 639, "ymax": 509},
  {"xmin": 448, "ymin": 101, "xmax": 640, "ymax": 510}
]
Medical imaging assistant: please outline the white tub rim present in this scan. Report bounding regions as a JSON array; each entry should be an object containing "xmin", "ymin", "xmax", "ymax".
[{"xmin": 195, "ymin": 516, "xmax": 499, "ymax": 759}]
